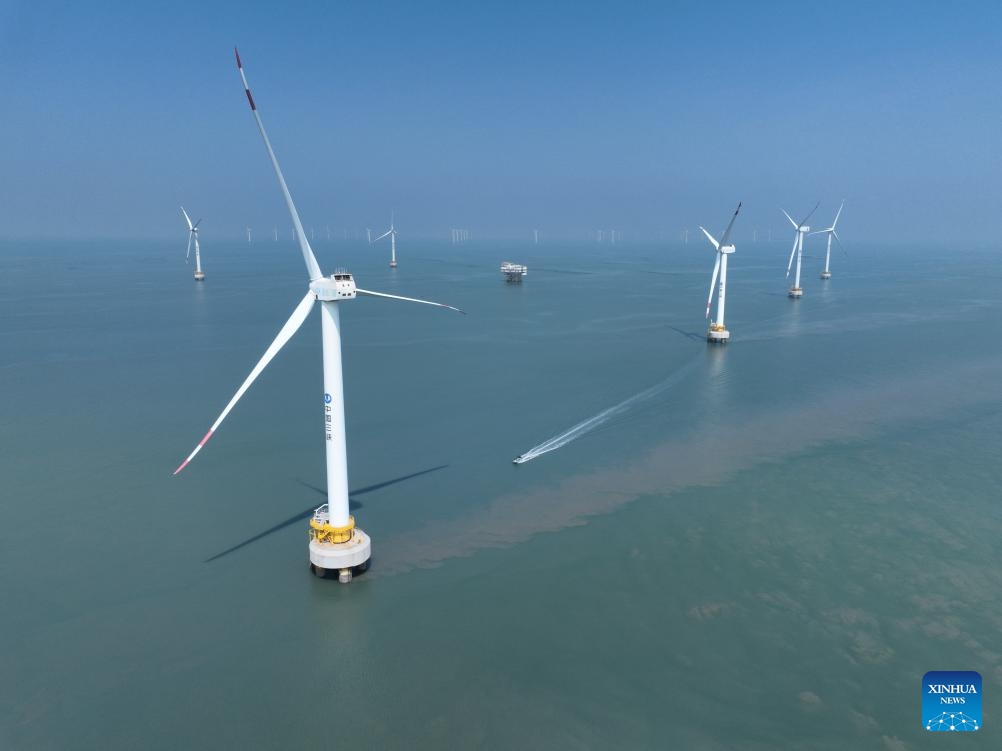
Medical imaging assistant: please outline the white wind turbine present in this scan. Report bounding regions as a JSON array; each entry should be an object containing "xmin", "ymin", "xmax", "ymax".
[
  {"xmin": 809, "ymin": 201, "xmax": 845, "ymax": 280},
  {"xmin": 180, "ymin": 207, "xmax": 205, "ymax": 281},
  {"xmin": 782, "ymin": 202, "xmax": 819, "ymax": 298},
  {"xmin": 700, "ymin": 202, "xmax": 742, "ymax": 343},
  {"xmin": 174, "ymin": 49, "xmax": 464, "ymax": 583},
  {"xmin": 373, "ymin": 214, "xmax": 399, "ymax": 268}
]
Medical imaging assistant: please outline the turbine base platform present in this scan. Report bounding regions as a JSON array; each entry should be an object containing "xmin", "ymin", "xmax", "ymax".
[
  {"xmin": 194, "ymin": 271, "xmax": 205, "ymax": 281},
  {"xmin": 309, "ymin": 529, "xmax": 371, "ymax": 583},
  {"xmin": 820, "ymin": 271, "xmax": 831, "ymax": 280},
  {"xmin": 389, "ymin": 261, "xmax": 398, "ymax": 268},
  {"xmin": 788, "ymin": 287, "xmax": 803, "ymax": 298},
  {"xmin": 707, "ymin": 325, "xmax": 729, "ymax": 343}
]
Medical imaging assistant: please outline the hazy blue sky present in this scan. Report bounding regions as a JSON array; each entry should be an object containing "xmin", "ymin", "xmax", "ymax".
[{"xmin": 1, "ymin": 1, "xmax": 999, "ymax": 242}]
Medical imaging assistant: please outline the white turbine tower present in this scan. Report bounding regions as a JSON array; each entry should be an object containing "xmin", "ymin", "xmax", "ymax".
[
  {"xmin": 273, "ymin": 226, "xmax": 278, "ymax": 242},
  {"xmin": 810, "ymin": 201, "xmax": 845, "ymax": 280},
  {"xmin": 373, "ymin": 214, "xmax": 398, "ymax": 268},
  {"xmin": 782, "ymin": 202, "xmax": 819, "ymax": 299},
  {"xmin": 700, "ymin": 202, "xmax": 742, "ymax": 343},
  {"xmin": 174, "ymin": 49, "xmax": 464, "ymax": 583},
  {"xmin": 181, "ymin": 207, "xmax": 205, "ymax": 281},
  {"xmin": 366, "ymin": 228, "xmax": 372, "ymax": 244},
  {"xmin": 247, "ymin": 226, "xmax": 252, "ymax": 243}
]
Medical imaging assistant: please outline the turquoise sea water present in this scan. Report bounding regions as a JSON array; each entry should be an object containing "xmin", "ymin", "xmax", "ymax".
[{"xmin": 1, "ymin": 237, "xmax": 1000, "ymax": 749}]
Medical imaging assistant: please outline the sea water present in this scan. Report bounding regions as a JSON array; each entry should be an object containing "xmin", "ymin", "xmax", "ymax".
[{"xmin": 1, "ymin": 237, "xmax": 1000, "ymax": 749}]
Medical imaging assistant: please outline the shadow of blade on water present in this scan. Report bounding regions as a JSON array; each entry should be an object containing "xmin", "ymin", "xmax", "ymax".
[{"xmin": 204, "ymin": 465, "xmax": 449, "ymax": 562}]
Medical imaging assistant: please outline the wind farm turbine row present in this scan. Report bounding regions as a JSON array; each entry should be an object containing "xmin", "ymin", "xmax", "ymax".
[{"xmin": 698, "ymin": 201, "xmax": 847, "ymax": 343}]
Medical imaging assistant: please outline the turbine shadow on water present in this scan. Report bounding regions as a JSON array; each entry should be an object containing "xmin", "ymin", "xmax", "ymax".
[
  {"xmin": 204, "ymin": 465, "xmax": 449, "ymax": 562},
  {"xmin": 666, "ymin": 325, "xmax": 704, "ymax": 343}
]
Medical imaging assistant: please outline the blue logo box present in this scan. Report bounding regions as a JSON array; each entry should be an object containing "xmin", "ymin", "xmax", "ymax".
[{"xmin": 923, "ymin": 671, "xmax": 981, "ymax": 731}]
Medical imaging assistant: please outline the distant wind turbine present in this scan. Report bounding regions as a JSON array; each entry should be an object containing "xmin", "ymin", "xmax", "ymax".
[
  {"xmin": 180, "ymin": 206, "xmax": 205, "ymax": 281},
  {"xmin": 782, "ymin": 202, "xmax": 820, "ymax": 298},
  {"xmin": 700, "ymin": 203, "xmax": 742, "ymax": 343},
  {"xmin": 373, "ymin": 213, "xmax": 399, "ymax": 268},
  {"xmin": 809, "ymin": 201, "xmax": 846, "ymax": 280}
]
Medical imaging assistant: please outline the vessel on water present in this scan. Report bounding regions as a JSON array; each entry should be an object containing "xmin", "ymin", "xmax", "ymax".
[{"xmin": 501, "ymin": 261, "xmax": 528, "ymax": 283}]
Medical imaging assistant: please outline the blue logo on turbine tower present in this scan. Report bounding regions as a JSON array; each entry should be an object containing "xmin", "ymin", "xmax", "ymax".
[{"xmin": 923, "ymin": 671, "xmax": 981, "ymax": 731}]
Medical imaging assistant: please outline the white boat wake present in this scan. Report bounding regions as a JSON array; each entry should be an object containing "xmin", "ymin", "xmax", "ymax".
[{"xmin": 513, "ymin": 360, "xmax": 698, "ymax": 464}]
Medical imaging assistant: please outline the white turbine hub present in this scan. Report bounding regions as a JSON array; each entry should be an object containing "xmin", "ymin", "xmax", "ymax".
[{"xmin": 310, "ymin": 272, "xmax": 357, "ymax": 301}]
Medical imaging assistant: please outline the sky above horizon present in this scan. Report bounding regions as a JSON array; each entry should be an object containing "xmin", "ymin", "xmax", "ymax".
[{"xmin": 1, "ymin": 1, "xmax": 999, "ymax": 243}]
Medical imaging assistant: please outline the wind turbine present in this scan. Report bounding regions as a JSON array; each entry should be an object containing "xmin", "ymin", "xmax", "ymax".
[
  {"xmin": 174, "ymin": 49, "xmax": 464, "ymax": 583},
  {"xmin": 373, "ymin": 214, "xmax": 399, "ymax": 268},
  {"xmin": 809, "ymin": 201, "xmax": 845, "ymax": 280},
  {"xmin": 180, "ymin": 207, "xmax": 205, "ymax": 281},
  {"xmin": 699, "ymin": 202, "xmax": 742, "ymax": 343},
  {"xmin": 273, "ymin": 226, "xmax": 278, "ymax": 242},
  {"xmin": 366, "ymin": 228, "xmax": 372, "ymax": 244},
  {"xmin": 247, "ymin": 226, "xmax": 252, "ymax": 244},
  {"xmin": 782, "ymin": 202, "xmax": 819, "ymax": 298}
]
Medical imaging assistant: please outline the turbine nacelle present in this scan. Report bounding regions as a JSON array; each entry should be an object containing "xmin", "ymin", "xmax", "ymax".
[
  {"xmin": 310, "ymin": 272, "xmax": 357, "ymax": 301},
  {"xmin": 799, "ymin": 225, "xmax": 810, "ymax": 233},
  {"xmin": 720, "ymin": 244, "xmax": 736, "ymax": 254}
]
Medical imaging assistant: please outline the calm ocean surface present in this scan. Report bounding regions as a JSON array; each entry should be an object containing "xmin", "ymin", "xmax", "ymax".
[{"xmin": 1, "ymin": 236, "xmax": 1000, "ymax": 749}]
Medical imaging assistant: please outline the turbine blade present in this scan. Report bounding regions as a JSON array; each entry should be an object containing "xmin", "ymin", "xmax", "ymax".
[
  {"xmin": 718, "ymin": 201, "xmax": 742, "ymax": 247},
  {"xmin": 786, "ymin": 234, "xmax": 798, "ymax": 277},
  {"xmin": 181, "ymin": 206, "xmax": 194, "ymax": 231},
  {"xmin": 235, "ymin": 48, "xmax": 324, "ymax": 282},
  {"xmin": 706, "ymin": 252, "xmax": 721, "ymax": 319},
  {"xmin": 356, "ymin": 288, "xmax": 465, "ymax": 315},
  {"xmin": 781, "ymin": 209, "xmax": 798, "ymax": 229},
  {"xmin": 372, "ymin": 229, "xmax": 392, "ymax": 243},
  {"xmin": 832, "ymin": 200, "xmax": 844, "ymax": 228},
  {"xmin": 173, "ymin": 290, "xmax": 316, "ymax": 475},
  {"xmin": 799, "ymin": 200, "xmax": 820, "ymax": 228},
  {"xmin": 698, "ymin": 226, "xmax": 720, "ymax": 250},
  {"xmin": 833, "ymin": 230, "xmax": 847, "ymax": 256},
  {"xmin": 193, "ymin": 218, "xmax": 203, "ymax": 230},
  {"xmin": 185, "ymin": 232, "xmax": 193, "ymax": 262}
]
